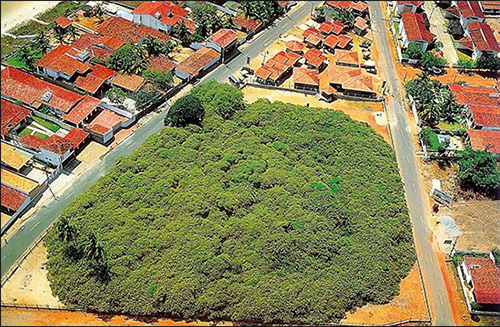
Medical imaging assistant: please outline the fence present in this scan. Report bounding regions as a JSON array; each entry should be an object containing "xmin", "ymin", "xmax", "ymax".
[{"xmin": 246, "ymin": 82, "xmax": 317, "ymax": 95}]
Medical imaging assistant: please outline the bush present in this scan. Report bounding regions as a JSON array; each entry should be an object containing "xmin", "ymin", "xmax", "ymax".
[
  {"xmin": 105, "ymin": 87, "xmax": 127, "ymax": 104},
  {"xmin": 458, "ymin": 148, "xmax": 500, "ymax": 192},
  {"xmin": 404, "ymin": 43, "xmax": 423, "ymax": 60},
  {"xmin": 164, "ymin": 94, "xmax": 205, "ymax": 127},
  {"xmin": 135, "ymin": 86, "xmax": 163, "ymax": 111},
  {"xmin": 457, "ymin": 58, "xmax": 476, "ymax": 69},
  {"xmin": 421, "ymin": 52, "xmax": 447, "ymax": 69},
  {"xmin": 191, "ymin": 81, "xmax": 244, "ymax": 120},
  {"xmin": 476, "ymin": 55, "xmax": 500, "ymax": 71},
  {"xmin": 142, "ymin": 69, "xmax": 173, "ymax": 89}
]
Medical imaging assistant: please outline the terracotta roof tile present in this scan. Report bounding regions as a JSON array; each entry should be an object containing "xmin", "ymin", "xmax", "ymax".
[
  {"xmin": 42, "ymin": 135, "xmax": 74, "ymax": 155},
  {"xmin": 1, "ymin": 67, "xmax": 83, "ymax": 113},
  {"xmin": 467, "ymin": 21, "xmax": 500, "ymax": 52},
  {"xmin": 176, "ymin": 47, "xmax": 220, "ymax": 78},
  {"xmin": 457, "ymin": 35, "xmax": 474, "ymax": 50},
  {"xmin": 328, "ymin": 64, "xmax": 374, "ymax": 94},
  {"xmin": 319, "ymin": 21, "xmax": 335, "ymax": 35},
  {"xmin": 293, "ymin": 67, "xmax": 319, "ymax": 86},
  {"xmin": 111, "ymin": 73, "xmax": 146, "ymax": 92},
  {"xmin": 1, "ymin": 184, "xmax": 28, "ymax": 211},
  {"xmin": 302, "ymin": 27, "xmax": 320, "ymax": 39},
  {"xmin": 148, "ymin": 55, "xmax": 176, "ymax": 73},
  {"xmin": 467, "ymin": 129, "xmax": 500, "ymax": 153},
  {"xmin": 1, "ymin": 99, "xmax": 31, "ymax": 136},
  {"xmin": 324, "ymin": 34, "xmax": 340, "ymax": 49},
  {"xmin": 55, "ymin": 16, "xmax": 72, "ymax": 28},
  {"xmin": 449, "ymin": 84, "xmax": 500, "ymax": 107},
  {"xmin": 1, "ymin": 142, "xmax": 30, "ymax": 171},
  {"xmin": 98, "ymin": 36, "xmax": 124, "ymax": 51},
  {"xmin": 286, "ymin": 40, "xmax": 305, "ymax": 53},
  {"xmin": 304, "ymin": 48, "xmax": 327, "ymax": 68},
  {"xmin": 401, "ymin": 12, "xmax": 436, "ymax": 43},
  {"xmin": 456, "ymin": 1, "xmax": 485, "ymax": 19},
  {"xmin": 335, "ymin": 49, "xmax": 359, "ymax": 66},
  {"xmin": 468, "ymin": 105, "xmax": 500, "ymax": 128},
  {"xmin": 305, "ymin": 33, "xmax": 324, "ymax": 46},
  {"xmin": 90, "ymin": 123, "xmax": 110, "ymax": 135},
  {"xmin": 255, "ymin": 66, "xmax": 273, "ymax": 80},
  {"xmin": 96, "ymin": 16, "xmax": 171, "ymax": 44},
  {"xmin": 355, "ymin": 16, "xmax": 367, "ymax": 30},
  {"xmin": 62, "ymin": 95, "xmax": 100, "ymax": 125},
  {"xmin": 331, "ymin": 21, "xmax": 346, "ymax": 35},
  {"xmin": 482, "ymin": 1, "xmax": 500, "ymax": 11},
  {"xmin": 35, "ymin": 44, "xmax": 92, "ymax": 77},
  {"xmin": 64, "ymin": 128, "xmax": 89, "ymax": 149},
  {"xmin": 75, "ymin": 64, "xmax": 116, "ymax": 94},
  {"xmin": 208, "ymin": 29, "xmax": 238, "ymax": 48},
  {"xmin": 463, "ymin": 257, "xmax": 500, "ymax": 304},
  {"xmin": 326, "ymin": 1, "xmax": 368, "ymax": 12},
  {"xmin": 234, "ymin": 14, "xmax": 261, "ymax": 31},
  {"xmin": 132, "ymin": 1, "xmax": 188, "ymax": 17},
  {"xmin": 396, "ymin": 1, "xmax": 424, "ymax": 7},
  {"xmin": 337, "ymin": 34, "xmax": 353, "ymax": 48}
]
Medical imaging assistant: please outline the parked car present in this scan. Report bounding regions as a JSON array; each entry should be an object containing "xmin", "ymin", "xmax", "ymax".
[{"xmin": 229, "ymin": 75, "xmax": 241, "ymax": 87}]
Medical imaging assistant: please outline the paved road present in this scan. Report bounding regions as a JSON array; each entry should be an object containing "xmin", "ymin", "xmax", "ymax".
[
  {"xmin": 1, "ymin": 1, "xmax": 320, "ymax": 278},
  {"xmin": 370, "ymin": 2, "xmax": 455, "ymax": 326},
  {"xmin": 423, "ymin": 1, "xmax": 458, "ymax": 65}
]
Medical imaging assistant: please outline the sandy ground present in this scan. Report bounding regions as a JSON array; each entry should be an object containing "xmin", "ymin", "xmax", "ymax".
[
  {"xmin": 342, "ymin": 264, "xmax": 428, "ymax": 325},
  {"xmin": 243, "ymin": 87, "xmax": 390, "ymax": 143},
  {"xmin": 1, "ymin": 1, "xmax": 60, "ymax": 34}
]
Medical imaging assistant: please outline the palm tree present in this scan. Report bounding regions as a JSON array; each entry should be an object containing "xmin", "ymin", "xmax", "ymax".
[
  {"xmin": 17, "ymin": 44, "xmax": 36, "ymax": 70},
  {"xmin": 93, "ymin": 2, "xmax": 105, "ymax": 20},
  {"xmin": 57, "ymin": 216, "xmax": 77, "ymax": 243},
  {"xmin": 33, "ymin": 31, "xmax": 51, "ymax": 55},
  {"xmin": 141, "ymin": 36, "xmax": 164, "ymax": 57},
  {"xmin": 81, "ymin": 233, "xmax": 105, "ymax": 261},
  {"xmin": 66, "ymin": 25, "xmax": 78, "ymax": 42},
  {"xmin": 241, "ymin": 1, "xmax": 253, "ymax": 17},
  {"xmin": 419, "ymin": 102, "xmax": 441, "ymax": 127},
  {"xmin": 54, "ymin": 27, "xmax": 66, "ymax": 45}
]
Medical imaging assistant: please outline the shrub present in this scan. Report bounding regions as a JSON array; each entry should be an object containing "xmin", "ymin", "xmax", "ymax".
[
  {"xmin": 164, "ymin": 94, "xmax": 204, "ymax": 127},
  {"xmin": 458, "ymin": 148, "xmax": 500, "ymax": 192},
  {"xmin": 476, "ymin": 55, "xmax": 500, "ymax": 71}
]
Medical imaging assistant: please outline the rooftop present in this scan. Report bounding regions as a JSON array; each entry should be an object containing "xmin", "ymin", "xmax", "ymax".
[
  {"xmin": 1, "ymin": 169, "xmax": 38, "ymax": 193},
  {"xmin": 481, "ymin": 1, "xmax": 500, "ymax": 11},
  {"xmin": 89, "ymin": 123, "xmax": 111, "ymax": 135},
  {"xmin": 148, "ymin": 55, "xmax": 176, "ymax": 73},
  {"xmin": 328, "ymin": 64, "xmax": 374, "ymax": 93},
  {"xmin": 302, "ymin": 27, "xmax": 320, "ymax": 39},
  {"xmin": 1, "ymin": 184, "xmax": 28, "ymax": 212},
  {"xmin": 456, "ymin": 1, "xmax": 485, "ymax": 19},
  {"xmin": 326, "ymin": 1, "xmax": 369, "ymax": 12},
  {"xmin": 463, "ymin": 257, "xmax": 500, "ymax": 304},
  {"xmin": 396, "ymin": 1, "xmax": 424, "ymax": 7},
  {"xmin": 176, "ymin": 46, "xmax": 220, "ymax": 78},
  {"xmin": 111, "ymin": 73, "xmax": 146, "ymax": 92},
  {"xmin": 96, "ymin": 16, "xmax": 172, "ymax": 44},
  {"xmin": 35, "ymin": 44, "xmax": 92, "ymax": 77},
  {"xmin": 208, "ymin": 29, "xmax": 238, "ymax": 48},
  {"xmin": 132, "ymin": 1, "xmax": 189, "ymax": 18},
  {"xmin": 468, "ymin": 105, "xmax": 500, "ymax": 128},
  {"xmin": 305, "ymin": 33, "xmax": 324, "ymax": 46},
  {"xmin": 64, "ymin": 128, "xmax": 89, "ymax": 149},
  {"xmin": 1, "ymin": 67, "xmax": 83, "ymax": 113},
  {"xmin": 286, "ymin": 40, "xmax": 305, "ymax": 53},
  {"xmin": 304, "ymin": 48, "xmax": 327, "ymax": 68},
  {"xmin": 1, "ymin": 99, "xmax": 31, "ymax": 136},
  {"xmin": 1, "ymin": 142, "xmax": 31, "ymax": 171},
  {"xmin": 62, "ymin": 95, "xmax": 101, "ymax": 125},
  {"xmin": 234, "ymin": 14, "xmax": 261, "ymax": 31},
  {"xmin": 354, "ymin": 16, "xmax": 367, "ymax": 31},
  {"xmin": 467, "ymin": 129, "xmax": 500, "ymax": 154},
  {"xmin": 55, "ymin": 16, "xmax": 72, "ymax": 28},
  {"xmin": 401, "ymin": 12, "xmax": 436, "ymax": 43},
  {"xmin": 293, "ymin": 67, "xmax": 319, "ymax": 86},
  {"xmin": 20, "ymin": 134, "xmax": 73, "ymax": 156},
  {"xmin": 89, "ymin": 109, "xmax": 128, "ymax": 130},
  {"xmin": 467, "ymin": 21, "xmax": 500, "ymax": 52},
  {"xmin": 75, "ymin": 64, "xmax": 116, "ymax": 94},
  {"xmin": 449, "ymin": 84, "xmax": 500, "ymax": 107},
  {"xmin": 334, "ymin": 49, "xmax": 360, "ymax": 66}
]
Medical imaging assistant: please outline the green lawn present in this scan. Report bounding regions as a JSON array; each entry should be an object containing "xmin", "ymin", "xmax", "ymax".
[
  {"xmin": 8, "ymin": 19, "xmax": 50, "ymax": 36},
  {"xmin": 33, "ymin": 131, "xmax": 49, "ymax": 140},
  {"xmin": 36, "ymin": 1, "xmax": 86, "ymax": 23},
  {"xmin": 18, "ymin": 128, "xmax": 33, "ymax": 138},
  {"xmin": 5, "ymin": 54, "xmax": 29, "ymax": 69},
  {"xmin": 427, "ymin": 131, "xmax": 441, "ymax": 150},
  {"xmin": 438, "ymin": 121, "xmax": 464, "ymax": 131},
  {"xmin": 1, "ymin": 35, "xmax": 28, "ymax": 60},
  {"xmin": 394, "ymin": 22, "xmax": 399, "ymax": 33},
  {"xmin": 33, "ymin": 116, "xmax": 60, "ymax": 132}
]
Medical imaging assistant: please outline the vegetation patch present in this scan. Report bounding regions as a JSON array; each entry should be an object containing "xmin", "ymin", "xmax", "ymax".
[
  {"xmin": 18, "ymin": 128, "xmax": 33, "ymax": 138},
  {"xmin": 7, "ymin": 19, "xmax": 50, "ymax": 36},
  {"xmin": 1, "ymin": 35, "xmax": 28, "ymax": 60},
  {"xmin": 36, "ymin": 1, "xmax": 86, "ymax": 23},
  {"xmin": 33, "ymin": 117, "xmax": 60, "ymax": 133},
  {"xmin": 33, "ymin": 131, "xmax": 49, "ymax": 140},
  {"xmin": 46, "ymin": 83, "xmax": 415, "ymax": 324}
]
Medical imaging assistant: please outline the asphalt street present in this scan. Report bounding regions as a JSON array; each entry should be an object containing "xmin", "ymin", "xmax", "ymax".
[
  {"xmin": 370, "ymin": 2, "xmax": 455, "ymax": 325},
  {"xmin": 1, "ymin": 1, "xmax": 321, "ymax": 278}
]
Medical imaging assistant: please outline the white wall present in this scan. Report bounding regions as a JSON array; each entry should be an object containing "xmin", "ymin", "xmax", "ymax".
[
  {"xmin": 133, "ymin": 13, "xmax": 170, "ymax": 33},
  {"xmin": 35, "ymin": 148, "xmax": 72, "ymax": 167}
]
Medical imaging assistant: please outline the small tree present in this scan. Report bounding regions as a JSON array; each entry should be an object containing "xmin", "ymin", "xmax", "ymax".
[
  {"xmin": 164, "ymin": 94, "xmax": 204, "ymax": 127},
  {"xmin": 105, "ymin": 87, "xmax": 127, "ymax": 104},
  {"xmin": 108, "ymin": 43, "xmax": 148, "ymax": 74},
  {"xmin": 457, "ymin": 57, "xmax": 476, "ymax": 69},
  {"xmin": 421, "ymin": 52, "xmax": 447, "ymax": 69},
  {"xmin": 142, "ymin": 69, "xmax": 173, "ymax": 88},
  {"xmin": 458, "ymin": 148, "xmax": 500, "ymax": 192},
  {"xmin": 17, "ymin": 44, "xmax": 36, "ymax": 70},
  {"xmin": 140, "ymin": 36, "xmax": 165, "ymax": 57},
  {"xmin": 33, "ymin": 31, "xmax": 51, "ymax": 55},
  {"xmin": 404, "ymin": 43, "xmax": 423, "ymax": 60},
  {"xmin": 419, "ymin": 127, "xmax": 433, "ymax": 147},
  {"xmin": 476, "ymin": 55, "xmax": 500, "ymax": 71},
  {"xmin": 313, "ymin": 6, "xmax": 326, "ymax": 23}
]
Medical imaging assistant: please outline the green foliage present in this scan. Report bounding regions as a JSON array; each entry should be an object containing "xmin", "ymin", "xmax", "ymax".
[
  {"xmin": 33, "ymin": 117, "xmax": 60, "ymax": 132},
  {"xmin": 46, "ymin": 86, "xmax": 415, "ymax": 323},
  {"xmin": 192, "ymin": 2, "xmax": 228, "ymax": 37},
  {"xmin": 108, "ymin": 44, "xmax": 148, "ymax": 74},
  {"xmin": 457, "ymin": 57, "xmax": 476, "ymax": 69},
  {"xmin": 240, "ymin": 1, "xmax": 284, "ymax": 23},
  {"xmin": 172, "ymin": 22, "xmax": 193, "ymax": 47},
  {"xmin": 421, "ymin": 52, "xmax": 447, "ymax": 69},
  {"xmin": 492, "ymin": 248, "xmax": 500, "ymax": 266},
  {"xmin": 135, "ymin": 85, "xmax": 163, "ymax": 112},
  {"xmin": 313, "ymin": 6, "xmax": 326, "ymax": 23},
  {"xmin": 191, "ymin": 81, "xmax": 244, "ymax": 120},
  {"xmin": 164, "ymin": 94, "xmax": 204, "ymax": 127},
  {"xmin": 37, "ymin": 1, "xmax": 85, "ymax": 22},
  {"xmin": 90, "ymin": 57, "xmax": 107, "ymax": 66},
  {"xmin": 140, "ymin": 36, "xmax": 167, "ymax": 57},
  {"xmin": 142, "ymin": 69, "xmax": 173, "ymax": 89},
  {"xmin": 105, "ymin": 87, "xmax": 128, "ymax": 104},
  {"xmin": 476, "ymin": 55, "xmax": 500, "ymax": 71},
  {"xmin": 404, "ymin": 43, "xmax": 423, "ymax": 60},
  {"xmin": 458, "ymin": 148, "xmax": 500, "ymax": 192},
  {"xmin": 333, "ymin": 9, "xmax": 354, "ymax": 28}
]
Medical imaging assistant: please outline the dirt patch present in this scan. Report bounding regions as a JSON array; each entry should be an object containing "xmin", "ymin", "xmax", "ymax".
[
  {"xmin": 342, "ymin": 264, "xmax": 428, "ymax": 324},
  {"xmin": 486, "ymin": 17, "xmax": 500, "ymax": 44}
]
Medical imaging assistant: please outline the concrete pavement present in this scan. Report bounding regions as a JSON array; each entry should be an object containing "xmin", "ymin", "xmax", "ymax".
[
  {"xmin": 370, "ymin": 2, "xmax": 455, "ymax": 326},
  {"xmin": 1, "ymin": 1, "xmax": 321, "ymax": 278},
  {"xmin": 423, "ymin": 1, "xmax": 459, "ymax": 65}
]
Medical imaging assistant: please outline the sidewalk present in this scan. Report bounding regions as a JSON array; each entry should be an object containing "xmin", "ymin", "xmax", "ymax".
[{"xmin": 423, "ymin": 1, "xmax": 458, "ymax": 65}]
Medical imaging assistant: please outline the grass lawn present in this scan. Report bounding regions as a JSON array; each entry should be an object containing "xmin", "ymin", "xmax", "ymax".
[
  {"xmin": 113, "ymin": 1, "xmax": 145, "ymax": 8},
  {"xmin": 33, "ymin": 117, "xmax": 60, "ymax": 132},
  {"xmin": 427, "ymin": 131, "xmax": 441, "ymax": 150},
  {"xmin": 394, "ymin": 22, "xmax": 399, "ymax": 33},
  {"xmin": 36, "ymin": 1, "xmax": 86, "ymax": 23},
  {"xmin": 5, "ymin": 54, "xmax": 29, "ymax": 69},
  {"xmin": 33, "ymin": 132, "xmax": 49, "ymax": 140},
  {"xmin": 18, "ymin": 128, "xmax": 33, "ymax": 138},
  {"xmin": 1, "ymin": 35, "xmax": 28, "ymax": 59},
  {"xmin": 8, "ymin": 19, "xmax": 50, "ymax": 36},
  {"xmin": 438, "ymin": 121, "xmax": 464, "ymax": 131},
  {"xmin": 456, "ymin": 49, "xmax": 473, "ymax": 62}
]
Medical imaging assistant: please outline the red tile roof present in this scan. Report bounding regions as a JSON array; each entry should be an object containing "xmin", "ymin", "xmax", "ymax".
[
  {"xmin": 337, "ymin": 34, "xmax": 353, "ymax": 48},
  {"xmin": 256, "ymin": 51, "xmax": 301, "ymax": 82},
  {"xmin": 1, "ymin": 99, "xmax": 31, "ymax": 136},
  {"xmin": 463, "ymin": 257, "xmax": 500, "ymax": 304},
  {"xmin": 255, "ymin": 65, "xmax": 273, "ymax": 80},
  {"xmin": 355, "ymin": 16, "xmax": 367, "ymax": 31},
  {"xmin": 1, "ymin": 67, "xmax": 83, "ymax": 113},
  {"xmin": 335, "ymin": 49, "xmax": 360, "ymax": 66},
  {"xmin": 96, "ymin": 16, "xmax": 171, "ymax": 44},
  {"xmin": 401, "ymin": 12, "xmax": 436, "ymax": 43},
  {"xmin": 467, "ymin": 129, "xmax": 500, "ymax": 153},
  {"xmin": 482, "ymin": 1, "xmax": 500, "ymax": 11},
  {"xmin": 457, "ymin": 35, "xmax": 474, "ymax": 50},
  {"xmin": 132, "ymin": 1, "xmax": 188, "ymax": 17},
  {"xmin": 304, "ymin": 48, "xmax": 327, "ymax": 68},
  {"xmin": 328, "ymin": 64, "xmax": 374, "ymax": 93},
  {"xmin": 449, "ymin": 84, "xmax": 500, "ymax": 107},
  {"xmin": 468, "ymin": 105, "xmax": 500, "ymax": 128},
  {"xmin": 90, "ymin": 123, "xmax": 111, "ymax": 135},
  {"xmin": 319, "ymin": 21, "xmax": 335, "ymax": 35},
  {"xmin": 234, "ymin": 14, "xmax": 261, "ymax": 31},
  {"xmin": 64, "ymin": 128, "xmax": 89, "ymax": 149},
  {"xmin": 396, "ymin": 1, "xmax": 424, "ymax": 7},
  {"xmin": 148, "ymin": 55, "xmax": 176, "ymax": 73},
  {"xmin": 1, "ymin": 184, "xmax": 28, "ymax": 211},
  {"xmin": 331, "ymin": 21, "xmax": 347, "ymax": 35},
  {"xmin": 208, "ymin": 29, "xmax": 238, "ymax": 48},
  {"xmin": 445, "ymin": 5, "xmax": 461, "ymax": 18},
  {"xmin": 35, "ymin": 44, "xmax": 92, "ymax": 77},
  {"xmin": 324, "ymin": 34, "xmax": 340, "ymax": 49},
  {"xmin": 55, "ymin": 16, "xmax": 72, "ymax": 28},
  {"xmin": 20, "ymin": 134, "xmax": 73, "ymax": 155},
  {"xmin": 286, "ymin": 40, "xmax": 305, "ymax": 53},
  {"xmin": 456, "ymin": 1, "xmax": 485, "ymax": 19},
  {"xmin": 467, "ymin": 21, "xmax": 500, "ymax": 52},
  {"xmin": 98, "ymin": 36, "xmax": 124, "ymax": 51},
  {"xmin": 302, "ymin": 27, "xmax": 320, "ymax": 39},
  {"xmin": 305, "ymin": 33, "xmax": 324, "ymax": 46},
  {"xmin": 111, "ymin": 73, "xmax": 146, "ymax": 92},
  {"xmin": 293, "ymin": 67, "xmax": 319, "ymax": 86},
  {"xmin": 74, "ymin": 64, "xmax": 116, "ymax": 94},
  {"xmin": 62, "ymin": 95, "xmax": 100, "ymax": 125},
  {"xmin": 326, "ymin": 1, "xmax": 368, "ymax": 12},
  {"xmin": 176, "ymin": 47, "xmax": 220, "ymax": 78}
]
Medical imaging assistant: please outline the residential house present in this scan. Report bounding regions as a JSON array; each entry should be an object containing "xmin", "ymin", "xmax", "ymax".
[
  {"xmin": 304, "ymin": 49, "xmax": 328, "ymax": 71},
  {"xmin": 353, "ymin": 16, "xmax": 368, "ymax": 35},
  {"xmin": 335, "ymin": 49, "xmax": 360, "ymax": 67},
  {"xmin": 461, "ymin": 256, "xmax": 500, "ymax": 308},
  {"xmin": 464, "ymin": 105, "xmax": 500, "ymax": 131},
  {"xmin": 20, "ymin": 134, "xmax": 74, "ymax": 167},
  {"xmin": 75, "ymin": 64, "xmax": 117, "ymax": 96},
  {"xmin": 302, "ymin": 27, "xmax": 321, "ymax": 40},
  {"xmin": 1, "ymin": 67, "xmax": 83, "ymax": 116},
  {"xmin": 1, "ymin": 99, "xmax": 31, "ymax": 140},
  {"xmin": 293, "ymin": 67, "xmax": 319, "ymax": 92},
  {"xmin": 325, "ymin": 1, "xmax": 369, "ymax": 17},
  {"xmin": 110, "ymin": 73, "xmax": 146, "ymax": 93},
  {"xmin": 286, "ymin": 40, "xmax": 305, "ymax": 55},
  {"xmin": 481, "ymin": 1, "xmax": 500, "ymax": 15},
  {"xmin": 88, "ymin": 124, "xmax": 113, "ymax": 144},
  {"xmin": 147, "ymin": 55, "xmax": 176, "ymax": 73},
  {"xmin": 35, "ymin": 44, "xmax": 92, "ymax": 81},
  {"xmin": 61, "ymin": 95, "xmax": 101, "ymax": 128},
  {"xmin": 255, "ymin": 51, "xmax": 300, "ymax": 85},
  {"xmin": 131, "ymin": 1, "xmax": 191, "ymax": 34},
  {"xmin": 323, "ymin": 34, "xmax": 353, "ymax": 53},
  {"xmin": 466, "ymin": 129, "xmax": 500, "ymax": 159},
  {"xmin": 206, "ymin": 28, "xmax": 239, "ymax": 61},
  {"xmin": 305, "ymin": 33, "xmax": 324, "ymax": 49},
  {"xmin": 1, "ymin": 142, "xmax": 31, "ymax": 172},
  {"xmin": 1, "ymin": 169, "xmax": 42, "ymax": 200},
  {"xmin": 96, "ymin": 16, "xmax": 172, "ymax": 45},
  {"xmin": 454, "ymin": 1, "xmax": 485, "ymax": 32},
  {"xmin": 318, "ymin": 21, "xmax": 337, "ymax": 36},
  {"xmin": 399, "ymin": 12, "xmax": 436, "ymax": 51},
  {"xmin": 234, "ymin": 15, "xmax": 262, "ymax": 36},
  {"xmin": 64, "ymin": 127, "xmax": 90, "ymax": 153},
  {"xmin": 174, "ymin": 47, "xmax": 221, "ymax": 81},
  {"xmin": 392, "ymin": 1, "xmax": 424, "ymax": 14},
  {"xmin": 1, "ymin": 184, "xmax": 31, "ymax": 232},
  {"xmin": 55, "ymin": 16, "xmax": 72, "ymax": 29},
  {"xmin": 457, "ymin": 21, "xmax": 500, "ymax": 60},
  {"xmin": 326, "ymin": 64, "xmax": 376, "ymax": 98}
]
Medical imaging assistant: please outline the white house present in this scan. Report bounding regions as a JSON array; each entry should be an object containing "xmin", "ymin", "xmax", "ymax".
[
  {"xmin": 399, "ymin": 12, "xmax": 436, "ymax": 52},
  {"xmin": 20, "ymin": 134, "xmax": 74, "ymax": 167},
  {"xmin": 131, "ymin": 1, "xmax": 193, "ymax": 34}
]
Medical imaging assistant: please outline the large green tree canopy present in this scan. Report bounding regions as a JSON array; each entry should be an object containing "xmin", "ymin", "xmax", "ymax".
[{"xmin": 46, "ymin": 83, "xmax": 415, "ymax": 324}]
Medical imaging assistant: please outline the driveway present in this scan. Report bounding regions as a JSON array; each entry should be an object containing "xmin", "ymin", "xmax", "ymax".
[{"xmin": 423, "ymin": 1, "xmax": 459, "ymax": 65}]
